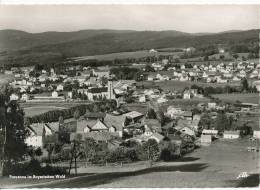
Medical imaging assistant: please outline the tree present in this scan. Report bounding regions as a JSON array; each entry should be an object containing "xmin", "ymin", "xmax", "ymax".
[
  {"xmin": 73, "ymin": 109, "xmax": 80, "ymax": 120},
  {"xmin": 215, "ymin": 112, "xmax": 230, "ymax": 133},
  {"xmin": 92, "ymin": 104, "xmax": 100, "ymax": 112},
  {"xmin": 198, "ymin": 113, "xmax": 212, "ymax": 131},
  {"xmin": 232, "ymin": 54, "xmax": 239, "ymax": 60},
  {"xmin": 83, "ymin": 138, "xmax": 97, "ymax": 164},
  {"xmin": 147, "ymin": 108, "xmax": 157, "ymax": 119},
  {"xmin": 69, "ymin": 140, "xmax": 84, "ymax": 175},
  {"xmin": 137, "ymin": 139, "xmax": 159, "ymax": 166},
  {"xmin": 219, "ymin": 55, "xmax": 225, "ymax": 60},
  {"xmin": 0, "ymin": 96, "xmax": 29, "ymax": 176},
  {"xmin": 156, "ymin": 109, "xmax": 166, "ymax": 126},
  {"xmin": 241, "ymin": 77, "xmax": 249, "ymax": 92},
  {"xmin": 145, "ymin": 64, "xmax": 155, "ymax": 72}
]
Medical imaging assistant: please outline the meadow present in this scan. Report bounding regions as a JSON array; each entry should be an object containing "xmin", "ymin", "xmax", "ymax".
[
  {"xmin": 137, "ymin": 80, "xmax": 240, "ymax": 92},
  {"xmin": 71, "ymin": 49, "xmax": 183, "ymax": 61},
  {"xmin": 212, "ymin": 93, "xmax": 259, "ymax": 104},
  {"xmin": 0, "ymin": 74, "xmax": 14, "ymax": 88}
]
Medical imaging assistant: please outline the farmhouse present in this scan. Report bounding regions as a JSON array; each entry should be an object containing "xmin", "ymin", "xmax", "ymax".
[
  {"xmin": 200, "ymin": 134, "xmax": 212, "ymax": 146},
  {"xmin": 103, "ymin": 114, "xmax": 126, "ymax": 137},
  {"xmin": 175, "ymin": 120, "xmax": 196, "ymax": 137},
  {"xmin": 202, "ymin": 129, "xmax": 218, "ymax": 137},
  {"xmin": 10, "ymin": 93, "xmax": 19, "ymax": 101},
  {"xmin": 253, "ymin": 130, "xmax": 260, "ymax": 139},
  {"xmin": 223, "ymin": 130, "xmax": 240, "ymax": 139}
]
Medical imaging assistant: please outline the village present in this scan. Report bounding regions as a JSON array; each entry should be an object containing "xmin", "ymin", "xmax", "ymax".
[
  {"xmin": 0, "ymin": 4, "xmax": 260, "ymax": 186},
  {"xmin": 0, "ymin": 47, "xmax": 259, "ymax": 179}
]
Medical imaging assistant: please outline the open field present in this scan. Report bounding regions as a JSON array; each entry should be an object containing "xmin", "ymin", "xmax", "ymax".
[
  {"xmin": 23, "ymin": 106, "xmax": 67, "ymax": 117},
  {"xmin": 125, "ymin": 97, "xmax": 210, "ymax": 113},
  {"xmin": 71, "ymin": 50, "xmax": 183, "ymax": 61},
  {"xmin": 0, "ymin": 74, "xmax": 14, "ymax": 88},
  {"xmin": 212, "ymin": 93, "xmax": 259, "ymax": 104},
  {"xmin": 4, "ymin": 138, "xmax": 257, "ymax": 188},
  {"xmin": 93, "ymin": 139, "xmax": 259, "ymax": 188},
  {"xmin": 21, "ymin": 101, "xmax": 92, "ymax": 117},
  {"xmin": 137, "ymin": 80, "xmax": 240, "ymax": 91}
]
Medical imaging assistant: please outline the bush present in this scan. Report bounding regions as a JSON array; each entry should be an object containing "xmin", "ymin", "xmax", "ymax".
[{"xmin": 3, "ymin": 159, "xmax": 67, "ymax": 176}]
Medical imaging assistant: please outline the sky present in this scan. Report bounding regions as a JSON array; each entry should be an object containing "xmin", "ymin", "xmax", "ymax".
[{"xmin": 0, "ymin": 5, "xmax": 259, "ymax": 33}]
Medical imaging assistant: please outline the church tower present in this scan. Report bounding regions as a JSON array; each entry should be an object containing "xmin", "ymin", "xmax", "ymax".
[{"xmin": 107, "ymin": 77, "xmax": 115, "ymax": 100}]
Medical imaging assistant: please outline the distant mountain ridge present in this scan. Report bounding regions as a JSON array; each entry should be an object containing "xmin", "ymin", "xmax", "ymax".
[
  {"xmin": 0, "ymin": 29, "xmax": 258, "ymax": 63},
  {"xmin": 0, "ymin": 29, "xmax": 190, "ymax": 51}
]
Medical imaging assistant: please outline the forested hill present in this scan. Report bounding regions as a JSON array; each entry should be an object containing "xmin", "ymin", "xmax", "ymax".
[{"xmin": 0, "ymin": 29, "xmax": 258, "ymax": 66}]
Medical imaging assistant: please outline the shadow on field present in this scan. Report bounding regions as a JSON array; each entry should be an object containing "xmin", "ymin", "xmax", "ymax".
[
  {"xmin": 174, "ymin": 157, "xmax": 200, "ymax": 162},
  {"xmin": 236, "ymin": 174, "xmax": 260, "ymax": 187},
  {"xmin": 34, "ymin": 163, "xmax": 208, "ymax": 188}
]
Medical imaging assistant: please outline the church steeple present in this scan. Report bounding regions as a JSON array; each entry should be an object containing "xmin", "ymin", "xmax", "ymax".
[{"xmin": 107, "ymin": 75, "xmax": 115, "ymax": 100}]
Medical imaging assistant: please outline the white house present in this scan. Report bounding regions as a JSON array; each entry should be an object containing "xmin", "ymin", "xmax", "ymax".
[
  {"xmin": 223, "ymin": 131, "xmax": 240, "ymax": 139},
  {"xmin": 157, "ymin": 96, "xmax": 168, "ymax": 104},
  {"xmin": 25, "ymin": 123, "xmax": 53, "ymax": 147},
  {"xmin": 183, "ymin": 90, "xmax": 191, "ymax": 99},
  {"xmin": 166, "ymin": 106, "xmax": 184, "ymax": 119},
  {"xmin": 208, "ymin": 102, "xmax": 217, "ymax": 109},
  {"xmin": 10, "ymin": 93, "xmax": 19, "ymax": 101},
  {"xmin": 202, "ymin": 129, "xmax": 218, "ymax": 137},
  {"xmin": 21, "ymin": 94, "xmax": 29, "ymax": 101},
  {"xmin": 56, "ymin": 84, "xmax": 64, "ymax": 91},
  {"xmin": 201, "ymin": 134, "xmax": 212, "ymax": 146},
  {"xmin": 253, "ymin": 130, "xmax": 260, "ymax": 139},
  {"xmin": 52, "ymin": 91, "xmax": 58, "ymax": 98},
  {"xmin": 139, "ymin": 95, "xmax": 146, "ymax": 103}
]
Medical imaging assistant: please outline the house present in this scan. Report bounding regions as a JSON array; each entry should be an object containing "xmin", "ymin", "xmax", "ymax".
[
  {"xmin": 87, "ymin": 87, "xmax": 108, "ymax": 101},
  {"xmin": 133, "ymin": 132, "xmax": 164, "ymax": 144},
  {"xmin": 92, "ymin": 68, "xmax": 110, "ymax": 78},
  {"xmin": 139, "ymin": 95, "xmax": 146, "ymax": 103},
  {"xmin": 144, "ymin": 119, "xmax": 162, "ymax": 134},
  {"xmin": 26, "ymin": 124, "xmax": 44, "ymax": 147},
  {"xmin": 123, "ymin": 111, "xmax": 144, "ymax": 124},
  {"xmin": 201, "ymin": 134, "xmax": 212, "ymax": 146},
  {"xmin": 21, "ymin": 93, "xmax": 29, "ymax": 101},
  {"xmin": 56, "ymin": 84, "xmax": 64, "ymax": 91},
  {"xmin": 181, "ymin": 111, "xmax": 193, "ymax": 120},
  {"xmin": 76, "ymin": 119, "xmax": 105, "ymax": 133},
  {"xmin": 91, "ymin": 120, "xmax": 115, "ymax": 133},
  {"xmin": 147, "ymin": 73, "xmax": 156, "ymax": 81},
  {"xmin": 223, "ymin": 130, "xmax": 240, "ymax": 139},
  {"xmin": 208, "ymin": 102, "xmax": 217, "ymax": 110},
  {"xmin": 175, "ymin": 119, "xmax": 196, "ymax": 137},
  {"xmin": 148, "ymin": 132, "xmax": 164, "ymax": 143},
  {"xmin": 52, "ymin": 91, "xmax": 58, "ymax": 98},
  {"xmin": 149, "ymin": 49, "xmax": 157, "ymax": 53},
  {"xmin": 253, "ymin": 130, "xmax": 260, "ymax": 139},
  {"xmin": 26, "ymin": 122, "xmax": 58, "ymax": 147},
  {"xmin": 103, "ymin": 114, "xmax": 126, "ymax": 137},
  {"xmin": 183, "ymin": 90, "xmax": 191, "ymax": 99},
  {"xmin": 157, "ymin": 96, "xmax": 168, "ymax": 104},
  {"xmin": 202, "ymin": 129, "xmax": 218, "ymax": 137},
  {"xmin": 10, "ymin": 93, "xmax": 19, "ymax": 101},
  {"xmin": 166, "ymin": 106, "xmax": 184, "ymax": 119}
]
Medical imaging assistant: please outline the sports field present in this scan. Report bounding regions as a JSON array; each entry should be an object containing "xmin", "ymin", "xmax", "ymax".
[{"xmin": 23, "ymin": 106, "xmax": 67, "ymax": 117}]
